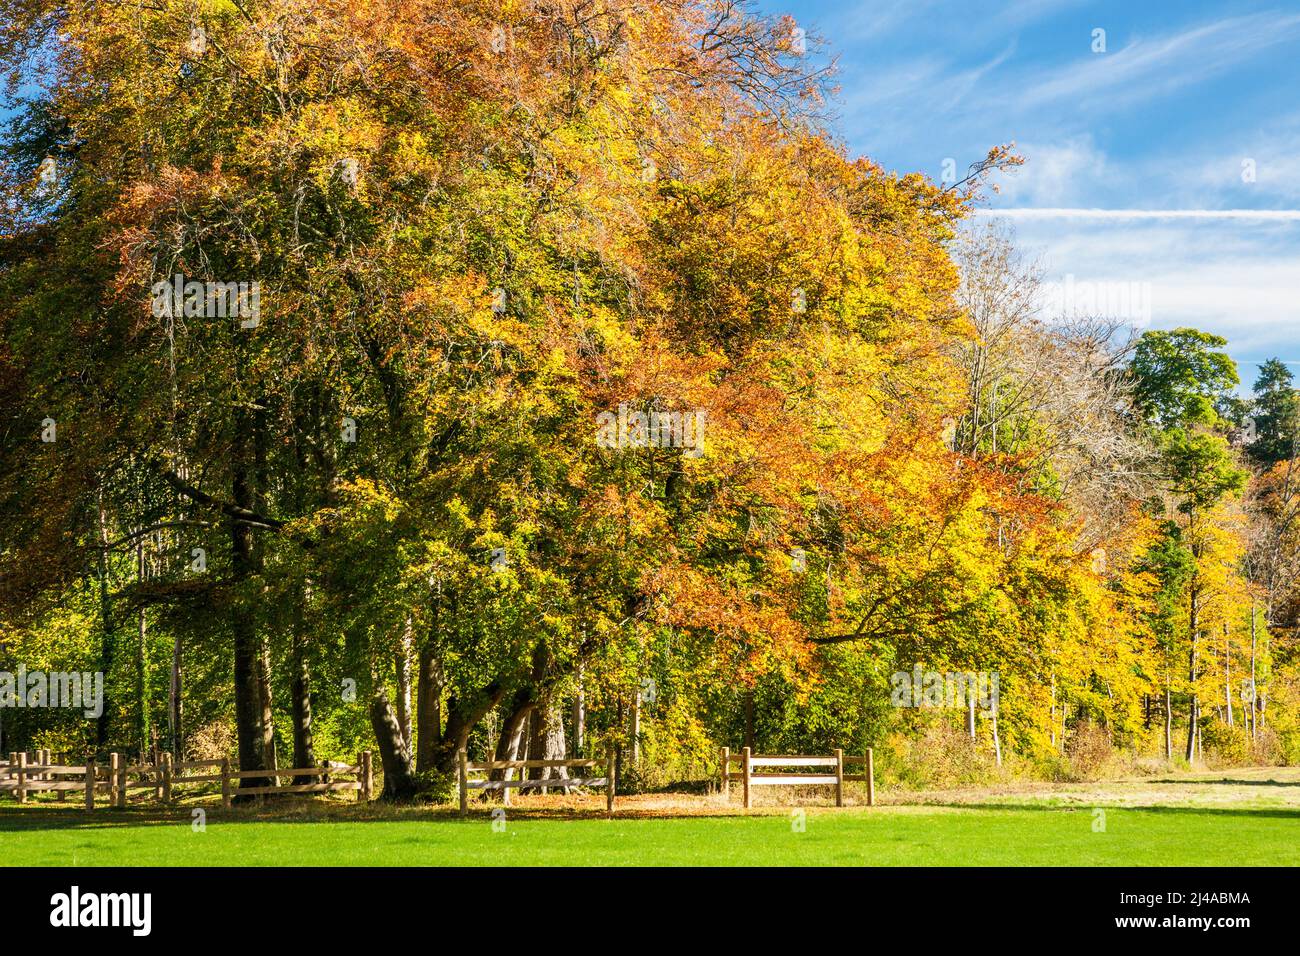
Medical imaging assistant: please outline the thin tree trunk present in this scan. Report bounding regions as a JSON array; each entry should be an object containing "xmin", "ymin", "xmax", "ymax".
[
  {"xmin": 395, "ymin": 618, "xmax": 413, "ymax": 751},
  {"xmin": 1224, "ymin": 622, "xmax": 1233, "ymax": 728},
  {"xmin": 253, "ymin": 398, "xmax": 276, "ymax": 776},
  {"xmin": 1170, "ymin": 686, "xmax": 1180, "ymax": 759},
  {"xmin": 991, "ymin": 699, "xmax": 1002, "ymax": 767},
  {"xmin": 289, "ymin": 404, "xmax": 315, "ymax": 782},
  {"xmin": 630, "ymin": 688, "xmax": 642, "ymax": 764},
  {"xmin": 95, "ymin": 493, "xmax": 116, "ymax": 749},
  {"xmin": 1185, "ymin": 587, "xmax": 1200, "ymax": 763},
  {"xmin": 136, "ymin": 539, "xmax": 149, "ymax": 756},
  {"xmin": 1250, "ymin": 602, "xmax": 1258, "ymax": 742},
  {"xmin": 1049, "ymin": 675, "xmax": 1057, "ymax": 749},
  {"xmin": 290, "ymin": 586, "xmax": 314, "ymax": 784},
  {"xmin": 169, "ymin": 633, "xmax": 182, "ymax": 759},
  {"xmin": 415, "ymin": 641, "xmax": 442, "ymax": 774},
  {"xmin": 572, "ymin": 663, "xmax": 585, "ymax": 756},
  {"xmin": 614, "ymin": 694, "xmax": 625, "ymax": 786},
  {"xmin": 258, "ymin": 640, "xmax": 276, "ymax": 773}
]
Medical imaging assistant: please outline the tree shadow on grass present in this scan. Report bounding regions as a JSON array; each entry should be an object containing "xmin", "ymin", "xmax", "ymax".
[
  {"xmin": 1147, "ymin": 778, "xmax": 1299, "ymax": 787},
  {"xmin": 14, "ymin": 795, "xmax": 1295, "ymax": 832},
  {"xmin": 924, "ymin": 801, "xmax": 1300, "ymax": 821},
  {"xmin": 0, "ymin": 800, "xmax": 769, "ymax": 831}
]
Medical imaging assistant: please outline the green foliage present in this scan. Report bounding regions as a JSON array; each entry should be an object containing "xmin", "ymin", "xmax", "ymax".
[
  {"xmin": 1129, "ymin": 328, "xmax": 1240, "ymax": 430},
  {"xmin": 1249, "ymin": 359, "xmax": 1300, "ymax": 464}
]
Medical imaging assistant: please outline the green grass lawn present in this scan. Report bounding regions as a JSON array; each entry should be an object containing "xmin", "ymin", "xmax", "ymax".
[{"xmin": 3, "ymin": 802, "xmax": 1298, "ymax": 866}]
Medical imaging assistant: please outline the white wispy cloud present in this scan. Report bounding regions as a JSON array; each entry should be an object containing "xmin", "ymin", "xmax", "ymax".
[
  {"xmin": 1014, "ymin": 12, "xmax": 1300, "ymax": 111},
  {"xmin": 983, "ymin": 218, "xmax": 1300, "ymax": 367},
  {"xmin": 978, "ymin": 208, "xmax": 1300, "ymax": 220},
  {"xmin": 989, "ymin": 138, "xmax": 1110, "ymax": 206}
]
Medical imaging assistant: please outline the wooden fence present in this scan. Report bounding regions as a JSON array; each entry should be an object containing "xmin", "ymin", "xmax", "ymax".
[
  {"xmin": 720, "ymin": 747, "xmax": 875, "ymax": 809},
  {"xmin": 458, "ymin": 750, "xmax": 616, "ymax": 816},
  {"xmin": 1, "ymin": 749, "xmax": 372, "ymax": 808}
]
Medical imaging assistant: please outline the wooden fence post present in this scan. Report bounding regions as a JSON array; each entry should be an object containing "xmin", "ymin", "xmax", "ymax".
[
  {"xmin": 161, "ymin": 753, "xmax": 172, "ymax": 803},
  {"xmin": 53, "ymin": 748, "xmax": 66, "ymax": 802},
  {"xmin": 742, "ymin": 746, "xmax": 751, "ymax": 810},
  {"xmin": 834, "ymin": 748, "xmax": 844, "ymax": 807},
  {"xmin": 720, "ymin": 746, "xmax": 729, "ymax": 798},
  {"xmin": 220, "ymin": 758, "xmax": 232, "ymax": 809},
  {"xmin": 116, "ymin": 754, "xmax": 126, "ymax": 808},
  {"xmin": 606, "ymin": 749, "xmax": 616, "ymax": 816},
  {"xmin": 866, "ymin": 748, "xmax": 875, "ymax": 806},
  {"xmin": 359, "ymin": 751, "xmax": 372, "ymax": 802},
  {"xmin": 16, "ymin": 751, "xmax": 26, "ymax": 804},
  {"xmin": 108, "ymin": 752, "xmax": 119, "ymax": 807},
  {"xmin": 85, "ymin": 757, "xmax": 95, "ymax": 810},
  {"xmin": 458, "ymin": 749, "xmax": 468, "ymax": 816}
]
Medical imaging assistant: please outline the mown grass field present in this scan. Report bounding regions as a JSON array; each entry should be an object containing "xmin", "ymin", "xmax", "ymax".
[{"xmin": 3, "ymin": 767, "xmax": 1299, "ymax": 866}]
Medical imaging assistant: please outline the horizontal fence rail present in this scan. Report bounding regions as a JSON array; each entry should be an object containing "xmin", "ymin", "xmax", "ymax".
[
  {"xmin": 1, "ymin": 750, "xmax": 372, "ymax": 809},
  {"xmin": 719, "ymin": 747, "xmax": 875, "ymax": 808},
  {"xmin": 458, "ymin": 750, "xmax": 617, "ymax": 816}
]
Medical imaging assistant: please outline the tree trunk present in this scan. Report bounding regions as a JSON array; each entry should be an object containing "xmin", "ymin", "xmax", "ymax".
[
  {"xmin": 433, "ymin": 679, "xmax": 511, "ymax": 776},
  {"xmin": 1170, "ymin": 686, "xmax": 1180, "ymax": 759},
  {"xmin": 630, "ymin": 688, "xmax": 642, "ymax": 764},
  {"xmin": 528, "ymin": 699, "xmax": 569, "ymax": 792},
  {"xmin": 572, "ymin": 664, "xmax": 585, "ymax": 756},
  {"xmin": 136, "ymin": 539, "xmax": 149, "ymax": 756},
  {"xmin": 1224, "ymin": 622, "xmax": 1233, "ymax": 728},
  {"xmin": 95, "ymin": 493, "xmax": 116, "ymax": 749},
  {"xmin": 415, "ymin": 641, "xmax": 442, "ymax": 774},
  {"xmin": 1049, "ymin": 675, "xmax": 1057, "ymax": 749},
  {"xmin": 428, "ymin": 645, "xmax": 559, "ymax": 778},
  {"xmin": 370, "ymin": 686, "xmax": 417, "ymax": 800},
  {"xmin": 493, "ymin": 691, "xmax": 535, "ymax": 784},
  {"xmin": 257, "ymin": 640, "xmax": 276, "ymax": 773},
  {"xmin": 230, "ymin": 413, "xmax": 272, "ymax": 796},
  {"xmin": 395, "ymin": 618, "xmax": 413, "ymax": 751},
  {"xmin": 169, "ymin": 633, "xmax": 183, "ymax": 759},
  {"xmin": 253, "ymin": 399, "xmax": 276, "ymax": 776},
  {"xmin": 991, "ymin": 698, "xmax": 1002, "ymax": 767},
  {"xmin": 1185, "ymin": 587, "xmax": 1200, "ymax": 763},
  {"xmin": 1250, "ymin": 602, "xmax": 1258, "ymax": 742},
  {"xmin": 290, "ymin": 587, "xmax": 315, "ymax": 784}
]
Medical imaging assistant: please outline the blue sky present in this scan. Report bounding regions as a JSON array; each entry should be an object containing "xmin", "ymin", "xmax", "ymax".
[{"xmin": 760, "ymin": 0, "xmax": 1300, "ymax": 391}]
